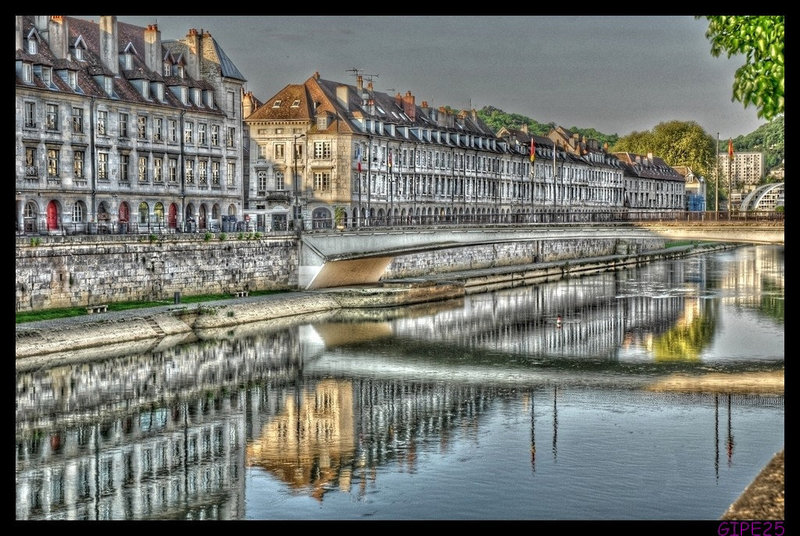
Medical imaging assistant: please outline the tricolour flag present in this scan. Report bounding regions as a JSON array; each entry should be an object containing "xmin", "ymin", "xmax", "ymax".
[
  {"xmin": 728, "ymin": 138, "xmax": 734, "ymax": 158},
  {"xmin": 530, "ymin": 138, "xmax": 536, "ymax": 163},
  {"xmin": 356, "ymin": 146, "xmax": 362, "ymax": 172},
  {"xmin": 388, "ymin": 151, "xmax": 392, "ymax": 169}
]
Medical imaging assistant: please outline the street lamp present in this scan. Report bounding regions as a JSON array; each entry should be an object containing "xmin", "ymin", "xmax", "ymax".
[{"xmin": 293, "ymin": 133, "xmax": 305, "ymax": 231}]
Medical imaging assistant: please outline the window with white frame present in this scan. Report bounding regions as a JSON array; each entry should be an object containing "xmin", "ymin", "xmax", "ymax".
[
  {"xmin": 168, "ymin": 158, "xmax": 177, "ymax": 183},
  {"xmin": 74, "ymin": 46, "xmax": 84, "ymax": 61},
  {"xmin": 28, "ymin": 37, "xmax": 37, "ymax": 55},
  {"xmin": 184, "ymin": 121, "xmax": 193, "ymax": 144},
  {"xmin": 45, "ymin": 104, "xmax": 58, "ymax": 130},
  {"xmin": 104, "ymin": 76, "xmax": 113, "ymax": 96},
  {"xmin": 74, "ymin": 150, "xmax": 84, "ymax": 179},
  {"xmin": 185, "ymin": 159, "xmax": 194, "ymax": 184},
  {"xmin": 198, "ymin": 160, "xmax": 207, "ymax": 184},
  {"xmin": 226, "ymin": 127, "xmax": 235, "ymax": 148},
  {"xmin": 177, "ymin": 65, "xmax": 184, "ymax": 78},
  {"xmin": 257, "ymin": 143, "xmax": 267, "ymax": 160},
  {"xmin": 22, "ymin": 63, "xmax": 33, "ymax": 83},
  {"xmin": 163, "ymin": 61, "xmax": 171, "ymax": 77},
  {"xmin": 98, "ymin": 152, "xmax": 108, "ymax": 179},
  {"xmin": 198, "ymin": 123, "xmax": 207, "ymax": 145},
  {"xmin": 120, "ymin": 154, "xmax": 130, "ymax": 182},
  {"xmin": 227, "ymin": 162, "xmax": 235, "ymax": 187},
  {"xmin": 211, "ymin": 125, "xmax": 219, "ymax": 146},
  {"xmin": 169, "ymin": 120, "xmax": 177, "ymax": 142},
  {"xmin": 68, "ymin": 70, "xmax": 78, "ymax": 90},
  {"xmin": 154, "ymin": 157, "xmax": 163, "ymax": 183},
  {"xmin": 276, "ymin": 170, "xmax": 285, "ymax": 190},
  {"xmin": 138, "ymin": 156, "xmax": 148, "ymax": 182},
  {"xmin": 71, "ymin": 107, "xmax": 83, "ymax": 133},
  {"xmin": 25, "ymin": 147, "xmax": 37, "ymax": 176},
  {"xmin": 313, "ymin": 141, "xmax": 332, "ymax": 159},
  {"xmin": 73, "ymin": 201, "xmax": 85, "ymax": 223},
  {"xmin": 275, "ymin": 143, "xmax": 285, "ymax": 160},
  {"xmin": 314, "ymin": 172, "xmax": 330, "ymax": 191},
  {"xmin": 211, "ymin": 161, "xmax": 220, "ymax": 185},
  {"xmin": 24, "ymin": 102, "xmax": 36, "ymax": 128},
  {"xmin": 47, "ymin": 148, "xmax": 60, "ymax": 178},
  {"xmin": 153, "ymin": 117, "xmax": 163, "ymax": 141},
  {"xmin": 139, "ymin": 202, "xmax": 149, "ymax": 224},
  {"xmin": 257, "ymin": 170, "xmax": 267, "ymax": 193},
  {"xmin": 97, "ymin": 110, "xmax": 107, "ymax": 135},
  {"xmin": 119, "ymin": 113, "xmax": 129, "ymax": 138},
  {"xmin": 41, "ymin": 67, "xmax": 52, "ymax": 87},
  {"xmin": 138, "ymin": 116, "xmax": 147, "ymax": 139}
]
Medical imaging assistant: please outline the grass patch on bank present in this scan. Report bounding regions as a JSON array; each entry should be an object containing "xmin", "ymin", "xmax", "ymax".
[{"xmin": 16, "ymin": 289, "xmax": 291, "ymax": 324}]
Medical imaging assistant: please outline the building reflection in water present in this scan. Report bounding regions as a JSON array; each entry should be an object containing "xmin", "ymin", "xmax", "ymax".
[{"xmin": 16, "ymin": 246, "xmax": 783, "ymax": 520}]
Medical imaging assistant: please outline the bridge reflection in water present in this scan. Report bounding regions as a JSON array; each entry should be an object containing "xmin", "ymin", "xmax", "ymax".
[{"xmin": 16, "ymin": 246, "xmax": 784, "ymax": 520}]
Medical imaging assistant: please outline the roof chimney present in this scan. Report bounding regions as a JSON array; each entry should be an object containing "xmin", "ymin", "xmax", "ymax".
[
  {"xmin": 185, "ymin": 28, "xmax": 201, "ymax": 79},
  {"xmin": 144, "ymin": 24, "xmax": 162, "ymax": 72},
  {"xmin": 48, "ymin": 16, "xmax": 69, "ymax": 60},
  {"xmin": 99, "ymin": 16, "xmax": 119, "ymax": 75},
  {"xmin": 402, "ymin": 91, "xmax": 416, "ymax": 121}
]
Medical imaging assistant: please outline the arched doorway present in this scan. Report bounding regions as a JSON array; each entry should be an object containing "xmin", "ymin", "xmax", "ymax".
[
  {"xmin": 199, "ymin": 205, "xmax": 207, "ymax": 230},
  {"xmin": 168, "ymin": 203, "xmax": 178, "ymax": 229},
  {"xmin": 119, "ymin": 201, "xmax": 130, "ymax": 234},
  {"xmin": 46, "ymin": 200, "xmax": 59, "ymax": 231}
]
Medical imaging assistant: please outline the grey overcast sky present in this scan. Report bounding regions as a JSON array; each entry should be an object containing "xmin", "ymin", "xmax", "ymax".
[{"xmin": 106, "ymin": 15, "xmax": 766, "ymax": 139}]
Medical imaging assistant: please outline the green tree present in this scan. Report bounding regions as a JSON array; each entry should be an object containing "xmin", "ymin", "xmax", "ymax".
[{"xmin": 700, "ymin": 15, "xmax": 784, "ymax": 121}]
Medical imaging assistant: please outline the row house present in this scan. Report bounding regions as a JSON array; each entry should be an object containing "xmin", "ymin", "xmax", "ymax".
[
  {"xmin": 614, "ymin": 152, "xmax": 686, "ymax": 215},
  {"xmin": 244, "ymin": 72, "xmax": 643, "ymax": 231},
  {"xmin": 15, "ymin": 15, "xmax": 246, "ymax": 235}
]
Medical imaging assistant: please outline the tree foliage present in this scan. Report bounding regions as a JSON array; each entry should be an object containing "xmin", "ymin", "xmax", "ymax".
[
  {"xmin": 611, "ymin": 121, "xmax": 715, "ymax": 177},
  {"xmin": 700, "ymin": 15, "xmax": 784, "ymax": 121}
]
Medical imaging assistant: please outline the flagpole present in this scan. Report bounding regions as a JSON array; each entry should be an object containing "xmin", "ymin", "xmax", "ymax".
[
  {"xmin": 715, "ymin": 132, "xmax": 720, "ymax": 221},
  {"xmin": 727, "ymin": 138, "xmax": 732, "ymax": 220}
]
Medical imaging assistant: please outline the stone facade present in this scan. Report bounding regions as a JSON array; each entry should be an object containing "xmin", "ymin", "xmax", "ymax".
[{"xmin": 15, "ymin": 235, "xmax": 298, "ymax": 312}]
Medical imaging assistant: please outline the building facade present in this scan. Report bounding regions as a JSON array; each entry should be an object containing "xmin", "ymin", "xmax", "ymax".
[
  {"xmin": 15, "ymin": 15, "xmax": 246, "ymax": 235},
  {"xmin": 243, "ymin": 73, "xmax": 681, "ymax": 232},
  {"xmin": 717, "ymin": 150, "xmax": 765, "ymax": 189},
  {"xmin": 614, "ymin": 152, "xmax": 687, "ymax": 215}
]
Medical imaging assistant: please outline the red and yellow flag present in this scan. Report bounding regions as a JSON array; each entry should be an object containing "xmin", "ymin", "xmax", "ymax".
[
  {"xmin": 530, "ymin": 138, "xmax": 536, "ymax": 162},
  {"xmin": 728, "ymin": 138, "xmax": 734, "ymax": 158}
]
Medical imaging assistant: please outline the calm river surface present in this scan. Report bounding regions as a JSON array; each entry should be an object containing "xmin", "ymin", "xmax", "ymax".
[{"xmin": 15, "ymin": 245, "xmax": 784, "ymax": 521}]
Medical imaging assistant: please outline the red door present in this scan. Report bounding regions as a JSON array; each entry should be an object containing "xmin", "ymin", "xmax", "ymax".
[
  {"xmin": 46, "ymin": 201, "xmax": 59, "ymax": 231},
  {"xmin": 168, "ymin": 203, "xmax": 177, "ymax": 229}
]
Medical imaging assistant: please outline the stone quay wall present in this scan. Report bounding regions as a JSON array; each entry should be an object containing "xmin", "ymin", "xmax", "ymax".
[
  {"xmin": 16, "ymin": 234, "xmax": 665, "ymax": 313},
  {"xmin": 15, "ymin": 235, "xmax": 298, "ymax": 313}
]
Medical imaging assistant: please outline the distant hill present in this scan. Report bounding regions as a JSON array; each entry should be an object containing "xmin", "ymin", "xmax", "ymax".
[{"xmin": 474, "ymin": 105, "xmax": 783, "ymax": 176}]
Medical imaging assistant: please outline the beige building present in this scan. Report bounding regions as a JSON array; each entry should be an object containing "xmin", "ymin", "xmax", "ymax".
[{"xmin": 717, "ymin": 151, "xmax": 765, "ymax": 189}]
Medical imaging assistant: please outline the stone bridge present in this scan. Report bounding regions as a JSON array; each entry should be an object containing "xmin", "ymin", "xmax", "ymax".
[{"xmin": 298, "ymin": 221, "xmax": 784, "ymax": 289}]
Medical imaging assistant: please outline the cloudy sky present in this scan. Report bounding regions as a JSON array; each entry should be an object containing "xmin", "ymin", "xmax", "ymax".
[{"xmin": 106, "ymin": 15, "xmax": 766, "ymax": 138}]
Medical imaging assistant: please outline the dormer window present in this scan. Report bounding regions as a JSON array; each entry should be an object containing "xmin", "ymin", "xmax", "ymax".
[
  {"xmin": 22, "ymin": 63, "xmax": 32, "ymax": 84},
  {"xmin": 104, "ymin": 76, "xmax": 113, "ymax": 96},
  {"xmin": 272, "ymin": 100, "xmax": 282, "ymax": 108},
  {"xmin": 177, "ymin": 65, "xmax": 184, "ymax": 78},
  {"xmin": 163, "ymin": 61, "xmax": 171, "ymax": 77},
  {"xmin": 27, "ymin": 38, "xmax": 37, "ymax": 55},
  {"xmin": 193, "ymin": 88, "xmax": 202, "ymax": 106},
  {"xmin": 41, "ymin": 67, "xmax": 52, "ymax": 87},
  {"xmin": 141, "ymin": 80, "xmax": 150, "ymax": 99},
  {"xmin": 291, "ymin": 99, "xmax": 300, "ymax": 108},
  {"xmin": 204, "ymin": 90, "xmax": 214, "ymax": 108},
  {"xmin": 154, "ymin": 82, "xmax": 164, "ymax": 101},
  {"xmin": 67, "ymin": 70, "xmax": 77, "ymax": 90},
  {"xmin": 123, "ymin": 52, "xmax": 133, "ymax": 70},
  {"xmin": 74, "ymin": 46, "xmax": 84, "ymax": 61}
]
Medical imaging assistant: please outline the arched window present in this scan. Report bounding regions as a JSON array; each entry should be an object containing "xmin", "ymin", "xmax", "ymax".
[
  {"xmin": 24, "ymin": 202, "xmax": 37, "ymax": 219},
  {"xmin": 312, "ymin": 207, "xmax": 332, "ymax": 229},
  {"xmin": 212, "ymin": 204, "xmax": 220, "ymax": 220},
  {"xmin": 72, "ymin": 201, "xmax": 85, "ymax": 222},
  {"xmin": 139, "ymin": 202, "xmax": 149, "ymax": 224},
  {"xmin": 154, "ymin": 202, "xmax": 164, "ymax": 223}
]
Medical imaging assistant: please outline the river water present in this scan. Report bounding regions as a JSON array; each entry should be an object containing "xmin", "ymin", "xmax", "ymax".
[{"xmin": 15, "ymin": 245, "xmax": 784, "ymax": 521}]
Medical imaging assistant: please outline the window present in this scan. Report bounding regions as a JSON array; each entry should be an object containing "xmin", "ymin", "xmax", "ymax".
[
  {"xmin": 154, "ymin": 157, "xmax": 163, "ymax": 183},
  {"xmin": 272, "ymin": 100, "xmax": 282, "ymax": 108},
  {"xmin": 119, "ymin": 113, "xmax": 129, "ymax": 138},
  {"xmin": 120, "ymin": 154, "xmax": 130, "ymax": 182},
  {"xmin": 257, "ymin": 170, "xmax": 267, "ymax": 193},
  {"xmin": 97, "ymin": 110, "xmax": 107, "ymax": 135},
  {"xmin": 275, "ymin": 143, "xmax": 285, "ymax": 160},
  {"xmin": 314, "ymin": 172, "xmax": 331, "ymax": 191},
  {"xmin": 163, "ymin": 61, "xmax": 171, "ymax": 77},
  {"xmin": 68, "ymin": 70, "xmax": 77, "ymax": 90},
  {"xmin": 104, "ymin": 76, "xmax": 113, "ymax": 96},
  {"xmin": 211, "ymin": 125, "xmax": 219, "ymax": 146},
  {"xmin": 193, "ymin": 88, "xmax": 202, "ymax": 106},
  {"xmin": 185, "ymin": 160, "xmax": 194, "ymax": 184},
  {"xmin": 74, "ymin": 46, "xmax": 84, "ymax": 61},
  {"xmin": 47, "ymin": 148, "xmax": 60, "ymax": 178},
  {"xmin": 41, "ymin": 67, "xmax": 52, "ymax": 87},
  {"xmin": 198, "ymin": 123, "xmax": 207, "ymax": 145},
  {"xmin": 226, "ymin": 127, "xmax": 235, "ymax": 148},
  {"xmin": 138, "ymin": 116, "xmax": 147, "ymax": 139},
  {"xmin": 314, "ymin": 141, "xmax": 332, "ymax": 159},
  {"xmin": 72, "ymin": 107, "xmax": 83, "ymax": 133},
  {"xmin": 211, "ymin": 161, "xmax": 220, "ymax": 185},
  {"xmin": 138, "ymin": 202, "xmax": 149, "ymax": 224},
  {"xmin": 198, "ymin": 160, "xmax": 207, "ymax": 185},
  {"xmin": 275, "ymin": 171, "xmax": 285, "ymax": 190},
  {"xmin": 28, "ymin": 38, "xmax": 37, "ymax": 55},
  {"xmin": 184, "ymin": 121, "xmax": 193, "ymax": 144},
  {"xmin": 168, "ymin": 120, "xmax": 177, "ymax": 142},
  {"xmin": 98, "ymin": 152, "xmax": 108, "ymax": 179},
  {"xmin": 138, "ymin": 156, "xmax": 148, "ymax": 182},
  {"xmin": 291, "ymin": 99, "xmax": 300, "ymax": 108},
  {"xmin": 227, "ymin": 162, "xmax": 236, "ymax": 187},
  {"xmin": 257, "ymin": 144, "xmax": 267, "ymax": 160},
  {"xmin": 168, "ymin": 158, "xmax": 178, "ymax": 183},
  {"xmin": 123, "ymin": 52, "xmax": 133, "ymax": 70},
  {"xmin": 154, "ymin": 118, "xmax": 163, "ymax": 141},
  {"xmin": 155, "ymin": 83, "xmax": 164, "ymax": 101},
  {"xmin": 177, "ymin": 65, "xmax": 184, "ymax": 78},
  {"xmin": 73, "ymin": 202, "xmax": 84, "ymax": 223},
  {"xmin": 74, "ymin": 151, "xmax": 84, "ymax": 179},
  {"xmin": 227, "ymin": 91, "xmax": 235, "ymax": 117},
  {"xmin": 45, "ymin": 104, "xmax": 58, "ymax": 130},
  {"xmin": 24, "ymin": 102, "xmax": 36, "ymax": 128},
  {"xmin": 25, "ymin": 147, "xmax": 37, "ymax": 176},
  {"xmin": 22, "ymin": 63, "xmax": 32, "ymax": 83}
]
